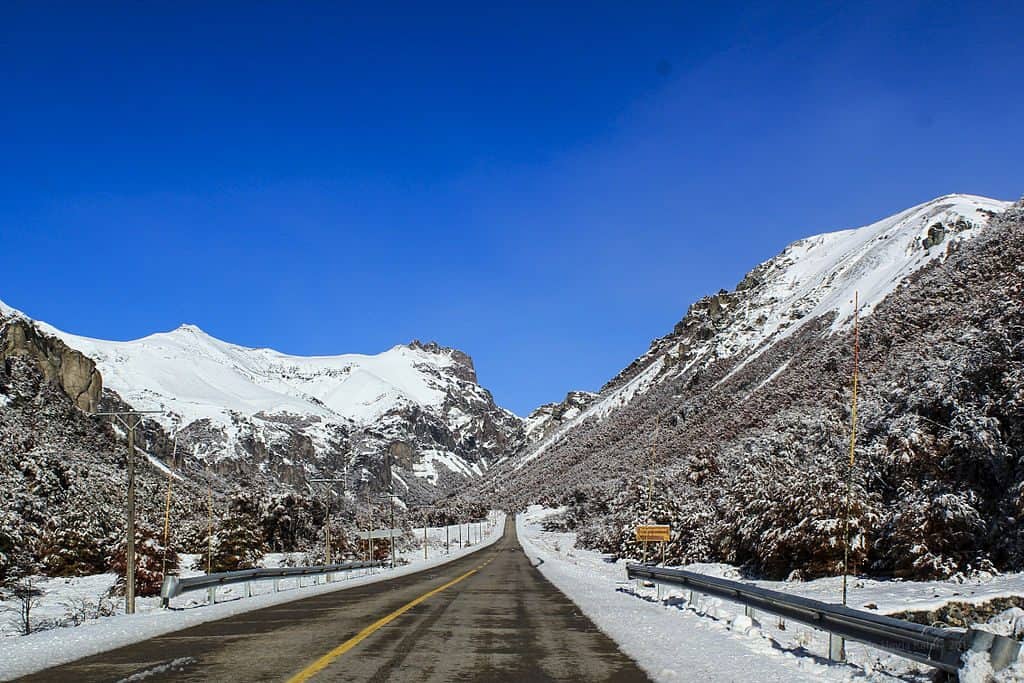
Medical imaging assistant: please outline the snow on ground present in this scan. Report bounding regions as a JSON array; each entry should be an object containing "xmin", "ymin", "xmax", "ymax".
[
  {"xmin": 686, "ymin": 561, "xmax": 1024, "ymax": 618},
  {"xmin": 0, "ymin": 513, "xmax": 503, "ymax": 681},
  {"xmin": 517, "ymin": 506, "xmax": 1024, "ymax": 682}
]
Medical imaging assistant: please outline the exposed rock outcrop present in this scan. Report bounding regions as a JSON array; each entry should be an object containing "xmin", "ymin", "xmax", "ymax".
[{"xmin": 0, "ymin": 317, "xmax": 102, "ymax": 412}]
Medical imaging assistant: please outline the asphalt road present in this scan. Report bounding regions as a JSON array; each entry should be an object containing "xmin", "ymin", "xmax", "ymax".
[{"xmin": 20, "ymin": 518, "xmax": 650, "ymax": 682}]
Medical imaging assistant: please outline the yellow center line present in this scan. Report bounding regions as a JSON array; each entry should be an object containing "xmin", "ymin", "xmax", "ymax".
[{"xmin": 287, "ymin": 558, "xmax": 495, "ymax": 682}]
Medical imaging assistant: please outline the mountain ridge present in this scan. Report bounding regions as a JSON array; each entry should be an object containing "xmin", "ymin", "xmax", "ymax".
[{"xmin": 0, "ymin": 300, "xmax": 523, "ymax": 502}]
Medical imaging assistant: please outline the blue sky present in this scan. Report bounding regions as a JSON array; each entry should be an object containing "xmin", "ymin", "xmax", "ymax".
[{"xmin": 1, "ymin": 2, "xmax": 1022, "ymax": 415}]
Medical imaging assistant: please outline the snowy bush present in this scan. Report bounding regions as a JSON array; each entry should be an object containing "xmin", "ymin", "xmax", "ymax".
[{"xmin": 107, "ymin": 522, "xmax": 179, "ymax": 597}]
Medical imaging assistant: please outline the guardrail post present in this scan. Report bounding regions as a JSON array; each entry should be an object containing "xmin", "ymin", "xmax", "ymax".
[
  {"xmin": 244, "ymin": 582, "xmax": 251, "ymax": 598},
  {"xmin": 160, "ymin": 574, "xmax": 179, "ymax": 608},
  {"xmin": 744, "ymin": 605, "xmax": 756, "ymax": 621},
  {"xmin": 829, "ymin": 634, "xmax": 845, "ymax": 662},
  {"xmin": 967, "ymin": 629, "xmax": 1023, "ymax": 672},
  {"xmin": 273, "ymin": 578, "xmax": 280, "ymax": 592},
  {"xmin": 208, "ymin": 586, "xmax": 216, "ymax": 605}
]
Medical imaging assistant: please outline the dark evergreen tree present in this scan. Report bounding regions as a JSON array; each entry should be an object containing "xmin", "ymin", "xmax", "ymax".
[{"xmin": 208, "ymin": 493, "xmax": 265, "ymax": 572}]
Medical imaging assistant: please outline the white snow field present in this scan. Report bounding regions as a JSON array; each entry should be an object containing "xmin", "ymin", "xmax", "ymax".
[
  {"xmin": 0, "ymin": 513, "xmax": 504, "ymax": 681},
  {"xmin": 0, "ymin": 296, "xmax": 514, "ymax": 485},
  {"xmin": 517, "ymin": 506, "xmax": 1024, "ymax": 683}
]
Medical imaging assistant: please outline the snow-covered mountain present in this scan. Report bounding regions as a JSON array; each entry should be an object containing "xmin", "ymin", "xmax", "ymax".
[
  {"xmin": 0, "ymin": 301, "xmax": 523, "ymax": 499},
  {"xmin": 514, "ymin": 193, "xmax": 1009, "ymax": 469},
  {"xmin": 472, "ymin": 193, "xmax": 1024, "ymax": 581}
]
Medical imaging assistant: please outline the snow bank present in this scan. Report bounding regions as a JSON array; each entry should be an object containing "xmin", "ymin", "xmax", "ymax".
[
  {"xmin": 517, "ymin": 506, "xmax": 1024, "ymax": 681},
  {"xmin": 516, "ymin": 508, "xmax": 832, "ymax": 682}
]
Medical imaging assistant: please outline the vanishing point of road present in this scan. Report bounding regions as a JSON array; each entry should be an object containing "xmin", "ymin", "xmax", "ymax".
[{"xmin": 19, "ymin": 518, "xmax": 651, "ymax": 682}]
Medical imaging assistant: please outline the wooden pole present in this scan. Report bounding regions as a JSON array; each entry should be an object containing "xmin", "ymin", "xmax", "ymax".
[
  {"xmin": 836, "ymin": 292, "xmax": 860, "ymax": 664},
  {"xmin": 161, "ymin": 427, "xmax": 177, "ymax": 579},
  {"xmin": 842, "ymin": 291, "xmax": 860, "ymax": 606},
  {"xmin": 126, "ymin": 420, "xmax": 136, "ymax": 614},
  {"xmin": 206, "ymin": 454, "xmax": 214, "ymax": 575}
]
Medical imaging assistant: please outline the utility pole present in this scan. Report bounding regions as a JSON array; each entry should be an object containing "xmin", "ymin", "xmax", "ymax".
[
  {"xmin": 93, "ymin": 410, "xmax": 163, "ymax": 615},
  {"xmin": 310, "ymin": 478, "xmax": 346, "ymax": 565},
  {"xmin": 386, "ymin": 450, "xmax": 396, "ymax": 568},
  {"xmin": 834, "ymin": 291, "xmax": 861, "ymax": 664},
  {"xmin": 205, "ymin": 449, "xmax": 214, "ymax": 575},
  {"xmin": 161, "ymin": 422, "xmax": 179, "ymax": 580}
]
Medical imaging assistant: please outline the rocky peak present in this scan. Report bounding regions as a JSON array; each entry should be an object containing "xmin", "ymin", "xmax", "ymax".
[
  {"xmin": 408, "ymin": 339, "xmax": 478, "ymax": 383},
  {"xmin": 524, "ymin": 390, "xmax": 599, "ymax": 444},
  {"xmin": 0, "ymin": 317, "xmax": 102, "ymax": 412}
]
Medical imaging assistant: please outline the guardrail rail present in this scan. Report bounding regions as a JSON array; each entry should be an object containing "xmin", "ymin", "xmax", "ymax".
[
  {"xmin": 161, "ymin": 560, "xmax": 383, "ymax": 607},
  {"xmin": 627, "ymin": 563, "xmax": 1021, "ymax": 674}
]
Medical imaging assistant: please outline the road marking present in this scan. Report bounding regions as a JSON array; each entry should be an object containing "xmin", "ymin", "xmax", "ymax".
[{"xmin": 287, "ymin": 559, "xmax": 494, "ymax": 682}]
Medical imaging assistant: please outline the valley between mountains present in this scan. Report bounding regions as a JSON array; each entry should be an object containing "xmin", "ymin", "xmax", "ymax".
[{"xmin": 2, "ymin": 192, "xmax": 1022, "ymax": 588}]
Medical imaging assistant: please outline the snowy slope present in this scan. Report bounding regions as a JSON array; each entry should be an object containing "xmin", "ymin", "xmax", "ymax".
[
  {"xmin": 39, "ymin": 323, "xmax": 456, "ymax": 427},
  {"xmin": 0, "ymin": 302, "xmax": 523, "ymax": 490},
  {"xmin": 514, "ymin": 193, "xmax": 1010, "ymax": 468}
]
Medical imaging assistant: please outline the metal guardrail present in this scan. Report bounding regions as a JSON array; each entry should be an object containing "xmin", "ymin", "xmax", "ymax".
[
  {"xmin": 627, "ymin": 563, "xmax": 1021, "ymax": 674},
  {"xmin": 160, "ymin": 560, "xmax": 383, "ymax": 607}
]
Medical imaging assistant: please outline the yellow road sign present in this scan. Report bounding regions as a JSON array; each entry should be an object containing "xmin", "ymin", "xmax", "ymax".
[{"xmin": 635, "ymin": 525, "xmax": 670, "ymax": 542}]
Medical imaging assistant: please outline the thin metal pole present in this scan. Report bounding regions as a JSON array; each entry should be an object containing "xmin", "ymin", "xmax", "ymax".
[{"xmin": 423, "ymin": 511, "xmax": 428, "ymax": 560}]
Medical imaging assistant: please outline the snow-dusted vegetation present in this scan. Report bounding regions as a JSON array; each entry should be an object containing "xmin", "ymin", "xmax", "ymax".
[
  {"xmin": 3, "ymin": 192, "xmax": 1023, "ymax": 679},
  {"xmin": 477, "ymin": 195, "xmax": 1024, "ymax": 582},
  {"xmin": 519, "ymin": 507, "xmax": 1024, "ymax": 682}
]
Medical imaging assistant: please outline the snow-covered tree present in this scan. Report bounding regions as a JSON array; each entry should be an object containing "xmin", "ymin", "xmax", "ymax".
[
  {"xmin": 107, "ymin": 521, "xmax": 179, "ymax": 597},
  {"xmin": 207, "ymin": 493, "xmax": 265, "ymax": 572}
]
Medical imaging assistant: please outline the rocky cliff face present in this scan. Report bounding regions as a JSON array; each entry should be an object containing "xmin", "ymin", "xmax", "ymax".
[
  {"xmin": 471, "ymin": 193, "xmax": 1023, "ymax": 581},
  {"xmin": 0, "ymin": 317, "xmax": 101, "ymax": 412},
  {"xmin": 0, "ymin": 334, "xmax": 212, "ymax": 581}
]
